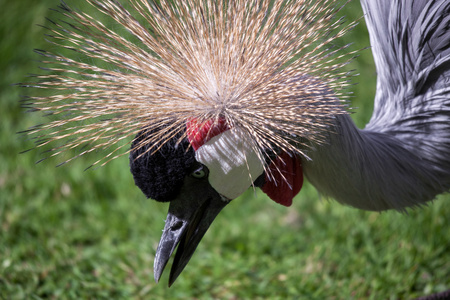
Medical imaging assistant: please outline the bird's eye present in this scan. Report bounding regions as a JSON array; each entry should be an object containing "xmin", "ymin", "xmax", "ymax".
[{"xmin": 191, "ymin": 166, "xmax": 208, "ymax": 179}]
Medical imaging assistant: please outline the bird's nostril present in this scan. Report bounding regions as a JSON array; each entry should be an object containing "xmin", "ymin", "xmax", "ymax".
[{"xmin": 170, "ymin": 220, "xmax": 184, "ymax": 231}]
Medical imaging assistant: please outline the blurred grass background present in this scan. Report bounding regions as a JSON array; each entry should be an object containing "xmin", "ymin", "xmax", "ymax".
[{"xmin": 1, "ymin": 0, "xmax": 449, "ymax": 299}]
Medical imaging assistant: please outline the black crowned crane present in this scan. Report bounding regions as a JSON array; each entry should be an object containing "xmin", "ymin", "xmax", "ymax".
[{"xmin": 24, "ymin": 0, "xmax": 450, "ymax": 287}]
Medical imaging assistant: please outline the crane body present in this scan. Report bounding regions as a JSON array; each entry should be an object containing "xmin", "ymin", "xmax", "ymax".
[{"xmin": 305, "ymin": 0, "xmax": 450, "ymax": 211}]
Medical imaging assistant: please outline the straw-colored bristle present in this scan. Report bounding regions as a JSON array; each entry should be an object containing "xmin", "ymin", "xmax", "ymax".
[{"xmin": 24, "ymin": 0, "xmax": 355, "ymax": 166}]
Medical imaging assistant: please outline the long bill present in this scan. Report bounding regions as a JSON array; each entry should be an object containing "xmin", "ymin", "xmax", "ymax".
[{"xmin": 153, "ymin": 177, "xmax": 228, "ymax": 286}]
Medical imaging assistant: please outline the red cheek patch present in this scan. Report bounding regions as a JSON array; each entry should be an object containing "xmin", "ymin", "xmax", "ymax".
[
  {"xmin": 261, "ymin": 152, "xmax": 303, "ymax": 207},
  {"xmin": 186, "ymin": 117, "xmax": 229, "ymax": 150}
]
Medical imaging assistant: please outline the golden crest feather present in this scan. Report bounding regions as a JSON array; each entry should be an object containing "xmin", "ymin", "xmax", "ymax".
[{"xmin": 24, "ymin": 0, "xmax": 355, "ymax": 167}]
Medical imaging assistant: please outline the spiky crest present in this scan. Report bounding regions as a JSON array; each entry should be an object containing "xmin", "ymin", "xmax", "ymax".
[{"xmin": 24, "ymin": 0, "xmax": 355, "ymax": 168}]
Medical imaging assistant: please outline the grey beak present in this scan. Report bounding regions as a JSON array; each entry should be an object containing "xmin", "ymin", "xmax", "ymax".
[{"xmin": 153, "ymin": 176, "xmax": 228, "ymax": 286}]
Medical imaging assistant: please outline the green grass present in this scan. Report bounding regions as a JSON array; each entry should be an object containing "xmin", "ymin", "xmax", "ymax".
[{"xmin": 1, "ymin": 0, "xmax": 449, "ymax": 299}]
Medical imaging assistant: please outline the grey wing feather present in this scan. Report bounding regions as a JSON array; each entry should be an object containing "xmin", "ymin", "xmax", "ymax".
[
  {"xmin": 362, "ymin": 0, "xmax": 450, "ymax": 176},
  {"xmin": 362, "ymin": 0, "xmax": 450, "ymax": 110}
]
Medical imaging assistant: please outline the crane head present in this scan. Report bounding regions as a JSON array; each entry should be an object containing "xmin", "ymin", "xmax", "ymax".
[
  {"xmin": 129, "ymin": 117, "xmax": 303, "ymax": 285},
  {"xmin": 25, "ymin": 0, "xmax": 354, "ymax": 287}
]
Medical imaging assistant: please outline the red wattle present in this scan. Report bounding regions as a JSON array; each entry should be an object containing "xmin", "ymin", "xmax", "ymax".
[
  {"xmin": 186, "ymin": 117, "xmax": 229, "ymax": 150},
  {"xmin": 261, "ymin": 152, "xmax": 303, "ymax": 207}
]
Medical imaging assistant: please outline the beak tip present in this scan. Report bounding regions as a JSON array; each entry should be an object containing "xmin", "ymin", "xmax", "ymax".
[
  {"xmin": 168, "ymin": 270, "xmax": 181, "ymax": 287},
  {"xmin": 153, "ymin": 254, "xmax": 167, "ymax": 284}
]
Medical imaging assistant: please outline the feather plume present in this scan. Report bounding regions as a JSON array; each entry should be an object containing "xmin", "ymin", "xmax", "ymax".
[{"xmin": 23, "ymin": 0, "xmax": 355, "ymax": 167}]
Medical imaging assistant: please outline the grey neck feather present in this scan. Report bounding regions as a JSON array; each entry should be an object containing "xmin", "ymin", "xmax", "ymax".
[{"xmin": 302, "ymin": 114, "xmax": 448, "ymax": 211}]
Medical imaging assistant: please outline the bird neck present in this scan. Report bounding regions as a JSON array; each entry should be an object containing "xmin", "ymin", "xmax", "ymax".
[{"xmin": 302, "ymin": 114, "xmax": 443, "ymax": 211}]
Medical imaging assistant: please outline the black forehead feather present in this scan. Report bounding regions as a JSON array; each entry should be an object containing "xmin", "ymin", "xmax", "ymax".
[{"xmin": 129, "ymin": 129, "xmax": 196, "ymax": 202}]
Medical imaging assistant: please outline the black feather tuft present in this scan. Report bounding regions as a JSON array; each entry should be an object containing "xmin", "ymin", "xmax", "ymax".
[{"xmin": 129, "ymin": 129, "xmax": 196, "ymax": 202}]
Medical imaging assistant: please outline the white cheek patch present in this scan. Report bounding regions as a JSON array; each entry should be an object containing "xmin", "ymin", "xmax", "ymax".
[{"xmin": 195, "ymin": 128, "xmax": 264, "ymax": 199}]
